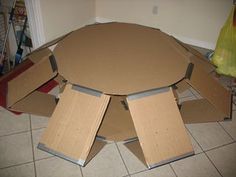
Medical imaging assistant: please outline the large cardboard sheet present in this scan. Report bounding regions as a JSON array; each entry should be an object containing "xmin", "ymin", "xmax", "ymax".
[
  {"xmin": 127, "ymin": 88, "xmax": 193, "ymax": 168},
  {"xmin": 54, "ymin": 23, "xmax": 189, "ymax": 95},
  {"xmin": 39, "ymin": 84, "xmax": 110, "ymax": 166},
  {"xmin": 28, "ymin": 48, "xmax": 52, "ymax": 64}
]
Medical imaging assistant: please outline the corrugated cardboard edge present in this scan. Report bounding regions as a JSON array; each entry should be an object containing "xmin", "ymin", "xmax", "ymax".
[{"xmin": 127, "ymin": 87, "xmax": 194, "ymax": 167}]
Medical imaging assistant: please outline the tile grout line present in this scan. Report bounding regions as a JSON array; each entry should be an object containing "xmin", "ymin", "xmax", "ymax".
[
  {"xmin": 169, "ymin": 164, "xmax": 179, "ymax": 177},
  {"xmin": 31, "ymin": 127, "xmax": 47, "ymax": 131},
  {"xmin": 0, "ymin": 130, "xmax": 31, "ymax": 138},
  {"xmin": 217, "ymin": 121, "xmax": 235, "ymax": 141},
  {"xmin": 79, "ymin": 166, "xmax": 84, "ymax": 177},
  {"xmin": 204, "ymin": 141, "xmax": 236, "ymax": 153},
  {"xmin": 204, "ymin": 152, "xmax": 223, "ymax": 177},
  {"xmin": 186, "ymin": 125, "xmax": 235, "ymax": 153},
  {"xmin": 186, "ymin": 127, "xmax": 204, "ymax": 153},
  {"xmin": 34, "ymin": 155, "xmax": 55, "ymax": 162},
  {"xmin": 29, "ymin": 114, "xmax": 37, "ymax": 177},
  {"xmin": 0, "ymin": 161, "xmax": 34, "ymax": 170},
  {"xmin": 114, "ymin": 142, "xmax": 131, "ymax": 176},
  {"xmin": 129, "ymin": 169, "xmax": 148, "ymax": 176}
]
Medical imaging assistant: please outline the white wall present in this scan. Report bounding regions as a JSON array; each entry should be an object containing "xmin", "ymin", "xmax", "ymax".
[
  {"xmin": 39, "ymin": 0, "xmax": 95, "ymax": 42},
  {"xmin": 95, "ymin": 0, "xmax": 233, "ymax": 49}
]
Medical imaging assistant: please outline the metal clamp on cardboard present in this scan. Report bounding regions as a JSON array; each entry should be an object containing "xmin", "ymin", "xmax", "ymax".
[
  {"xmin": 71, "ymin": 84, "xmax": 103, "ymax": 97},
  {"xmin": 49, "ymin": 54, "xmax": 58, "ymax": 72},
  {"xmin": 147, "ymin": 151, "xmax": 194, "ymax": 169},
  {"xmin": 185, "ymin": 63, "xmax": 194, "ymax": 80},
  {"xmin": 127, "ymin": 87, "xmax": 170, "ymax": 101},
  {"xmin": 38, "ymin": 143, "xmax": 86, "ymax": 166}
]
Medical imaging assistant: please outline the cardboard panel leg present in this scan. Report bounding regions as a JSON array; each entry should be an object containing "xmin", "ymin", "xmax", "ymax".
[
  {"xmin": 181, "ymin": 99, "xmax": 226, "ymax": 124},
  {"xmin": 38, "ymin": 84, "xmax": 110, "ymax": 166},
  {"xmin": 127, "ymin": 88, "xmax": 194, "ymax": 168},
  {"xmin": 97, "ymin": 96, "xmax": 137, "ymax": 141}
]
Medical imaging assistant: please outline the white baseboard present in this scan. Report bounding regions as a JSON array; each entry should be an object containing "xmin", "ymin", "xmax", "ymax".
[
  {"xmin": 95, "ymin": 17, "xmax": 115, "ymax": 23},
  {"xmin": 173, "ymin": 35, "xmax": 215, "ymax": 50}
]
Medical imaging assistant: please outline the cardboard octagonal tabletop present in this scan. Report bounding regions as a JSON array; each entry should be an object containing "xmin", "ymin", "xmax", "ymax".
[{"xmin": 54, "ymin": 22, "xmax": 189, "ymax": 95}]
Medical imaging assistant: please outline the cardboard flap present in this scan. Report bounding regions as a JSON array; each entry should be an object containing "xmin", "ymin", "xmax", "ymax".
[
  {"xmin": 35, "ymin": 31, "xmax": 72, "ymax": 52},
  {"xmin": 7, "ymin": 56, "xmax": 58, "ymax": 107},
  {"xmin": 127, "ymin": 87, "xmax": 193, "ymax": 168},
  {"xmin": 10, "ymin": 91, "xmax": 57, "ymax": 117},
  {"xmin": 39, "ymin": 84, "xmax": 110, "ymax": 166},
  {"xmin": 174, "ymin": 38, "xmax": 215, "ymax": 73},
  {"xmin": 186, "ymin": 65, "xmax": 231, "ymax": 117},
  {"xmin": 97, "ymin": 96, "xmax": 136, "ymax": 141},
  {"xmin": 189, "ymin": 55, "xmax": 215, "ymax": 74},
  {"xmin": 180, "ymin": 99, "xmax": 226, "ymax": 124},
  {"xmin": 28, "ymin": 48, "xmax": 52, "ymax": 64}
]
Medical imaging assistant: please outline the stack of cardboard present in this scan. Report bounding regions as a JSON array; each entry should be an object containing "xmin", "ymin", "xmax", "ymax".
[{"xmin": 5, "ymin": 23, "xmax": 232, "ymax": 169}]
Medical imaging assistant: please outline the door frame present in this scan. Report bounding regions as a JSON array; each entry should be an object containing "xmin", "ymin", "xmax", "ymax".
[{"xmin": 24, "ymin": 0, "xmax": 45, "ymax": 49}]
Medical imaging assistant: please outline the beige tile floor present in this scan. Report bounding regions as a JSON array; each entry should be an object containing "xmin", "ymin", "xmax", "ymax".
[{"xmin": 0, "ymin": 86, "xmax": 236, "ymax": 177}]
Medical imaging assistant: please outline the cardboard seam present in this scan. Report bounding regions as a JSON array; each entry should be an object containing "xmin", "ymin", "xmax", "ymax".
[{"xmin": 80, "ymin": 95, "xmax": 110, "ymax": 161}]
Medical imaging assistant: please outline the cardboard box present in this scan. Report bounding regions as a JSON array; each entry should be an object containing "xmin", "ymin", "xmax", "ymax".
[{"xmin": 4, "ymin": 22, "xmax": 232, "ymax": 168}]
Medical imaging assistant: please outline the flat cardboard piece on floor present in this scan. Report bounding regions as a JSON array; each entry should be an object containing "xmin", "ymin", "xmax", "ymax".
[
  {"xmin": 97, "ymin": 96, "xmax": 136, "ymax": 141},
  {"xmin": 124, "ymin": 140, "xmax": 146, "ymax": 165},
  {"xmin": 7, "ymin": 56, "xmax": 57, "ymax": 107},
  {"xmin": 127, "ymin": 88, "xmax": 193, "ymax": 168},
  {"xmin": 186, "ymin": 65, "xmax": 231, "ymax": 118},
  {"xmin": 54, "ymin": 22, "xmax": 189, "ymax": 95},
  {"xmin": 180, "ymin": 99, "xmax": 226, "ymax": 124},
  {"xmin": 10, "ymin": 91, "xmax": 57, "ymax": 117},
  {"xmin": 39, "ymin": 84, "xmax": 110, "ymax": 166}
]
